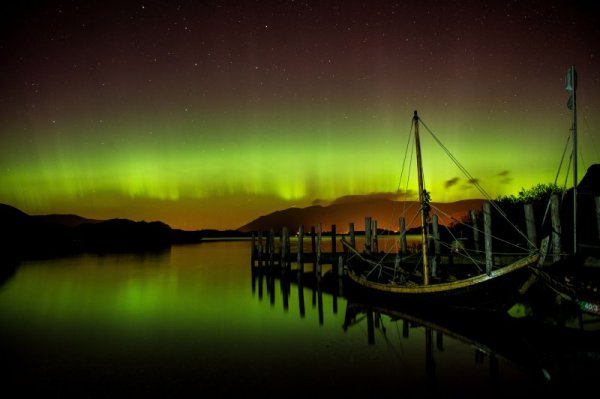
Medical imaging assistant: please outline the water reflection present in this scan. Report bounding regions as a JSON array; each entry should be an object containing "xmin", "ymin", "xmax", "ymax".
[
  {"xmin": 1, "ymin": 241, "xmax": 598, "ymax": 396},
  {"xmin": 252, "ymin": 262, "xmax": 600, "ymax": 395},
  {"xmin": 0, "ymin": 258, "xmax": 19, "ymax": 288}
]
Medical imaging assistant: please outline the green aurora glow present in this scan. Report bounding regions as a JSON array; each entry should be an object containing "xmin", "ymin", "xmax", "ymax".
[{"xmin": 1, "ymin": 1, "xmax": 599, "ymax": 229}]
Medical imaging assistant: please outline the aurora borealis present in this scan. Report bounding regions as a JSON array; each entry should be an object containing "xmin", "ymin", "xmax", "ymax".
[{"xmin": 1, "ymin": 1, "xmax": 599, "ymax": 229}]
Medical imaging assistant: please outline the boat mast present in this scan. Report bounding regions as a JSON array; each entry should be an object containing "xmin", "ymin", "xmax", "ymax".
[
  {"xmin": 413, "ymin": 110, "xmax": 430, "ymax": 285},
  {"xmin": 566, "ymin": 66, "xmax": 577, "ymax": 254}
]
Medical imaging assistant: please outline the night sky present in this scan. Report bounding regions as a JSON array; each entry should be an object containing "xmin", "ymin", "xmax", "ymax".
[{"xmin": 1, "ymin": 0, "xmax": 599, "ymax": 230}]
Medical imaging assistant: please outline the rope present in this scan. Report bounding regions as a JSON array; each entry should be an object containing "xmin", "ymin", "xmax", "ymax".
[{"xmin": 419, "ymin": 117, "xmax": 534, "ymax": 248}]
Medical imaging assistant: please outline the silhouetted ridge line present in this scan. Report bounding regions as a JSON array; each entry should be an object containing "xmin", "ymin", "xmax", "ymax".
[{"xmin": 0, "ymin": 204, "xmax": 205, "ymax": 260}]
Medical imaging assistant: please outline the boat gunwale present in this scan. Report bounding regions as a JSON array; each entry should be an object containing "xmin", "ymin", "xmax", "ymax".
[{"xmin": 341, "ymin": 237, "xmax": 541, "ymax": 294}]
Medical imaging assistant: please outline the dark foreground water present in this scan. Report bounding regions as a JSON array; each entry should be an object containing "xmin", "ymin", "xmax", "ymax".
[{"xmin": 1, "ymin": 241, "xmax": 598, "ymax": 397}]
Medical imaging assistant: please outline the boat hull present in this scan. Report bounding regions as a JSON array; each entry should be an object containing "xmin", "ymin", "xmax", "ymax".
[{"xmin": 344, "ymin": 252, "xmax": 540, "ymax": 310}]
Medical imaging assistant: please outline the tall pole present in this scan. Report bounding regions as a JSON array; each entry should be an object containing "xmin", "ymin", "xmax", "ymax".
[
  {"xmin": 414, "ymin": 110, "xmax": 430, "ymax": 285},
  {"xmin": 566, "ymin": 66, "xmax": 577, "ymax": 254}
]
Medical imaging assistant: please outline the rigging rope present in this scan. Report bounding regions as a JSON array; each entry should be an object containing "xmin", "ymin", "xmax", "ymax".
[{"xmin": 418, "ymin": 117, "xmax": 535, "ymax": 248}]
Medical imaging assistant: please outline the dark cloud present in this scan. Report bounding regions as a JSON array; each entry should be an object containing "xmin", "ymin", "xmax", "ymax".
[
  {"xmin": 445, "ymin": 177, "xmax": 460, "ymax": 189},
  {"xmin": 497, "ymin": 170, "xmax": 512, "ymax": 184}
]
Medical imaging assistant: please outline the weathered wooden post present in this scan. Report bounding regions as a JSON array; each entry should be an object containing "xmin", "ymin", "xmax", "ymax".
[
  {"xmin": 297, "ymin": 225, "xmax": 304, "ymax": 272},
  {"xmin": 550, "ymin": 194, "xmax": 562, "ymax": 262},
  {"xmin": 338, "ymin": 256, "xmax": 344, "ymax": 296},
  {"xmin": 524, "ymin": 203, "xmax": 537, "ymax": 250},
  {"xmin": 311, "ymin": 226, "xmax": 316, "ymax": 262},
  {"xmin": 372, "ymin": 219, "xmax": 379, "ymax": 253},
  {"xmin": 470, "ymin": 210, "xmax": 480, "ymax": 252},
  {"xmin": 331, "ymin": 224, "xmax": 337, "ymax": 259},
  {"xmin": 349, "ymin": 222, "xmax": 356, "ymax": 248},
  {"xmin": 364, "ymin": 216, "xmax": 372, "ymax": 255},
  {"xmin": 432, "ymin": 214, "xmax": 440, "ymax": 277},
  {"xmin": 251, "ymin": 232, "xmax": 256, "ymax": 266},
  {"xmin": 337, "ymin": 255, "xmax": 344, "ymax": 276},
  {"xmin": 257, "ymin": 230, "xmax": 263, "ymax": 266},
  {"xmin": 399, "ymin": 217, "xmax": 408, "ymax": 255},
  {"xmin": 483, "ymin": 202, "xmax": 493, "ymax": 275},
  {"xmin": 316, "ymin": 223, "xmax": 322, "ymax": 278}
]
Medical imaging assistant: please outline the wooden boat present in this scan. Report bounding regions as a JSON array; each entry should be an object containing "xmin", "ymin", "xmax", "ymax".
[{"xmin": 341, "ymin": 110, "xmax": 547, "ymax": 309}]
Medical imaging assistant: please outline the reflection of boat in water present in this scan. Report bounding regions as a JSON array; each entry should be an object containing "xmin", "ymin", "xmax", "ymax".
[
  {"xmin": 251, "ymin": 264, "xmax": 600, "ymax": 393},
  {"xmin": 341, "ymin": 110, "xmax": 546, "ymax": 310},
  {"xmin": 343, "ymin": 294, "xmax": 600, "ymax": 394}
]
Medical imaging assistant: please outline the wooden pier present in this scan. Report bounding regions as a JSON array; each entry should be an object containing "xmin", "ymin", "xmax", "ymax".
[{"xmin": 251, "ymin": 196, "xmax": 600, "ymax": 276}]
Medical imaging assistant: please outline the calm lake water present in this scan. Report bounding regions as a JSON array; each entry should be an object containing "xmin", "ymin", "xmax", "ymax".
[{"xmin": 0, "ymin": 241, "xmax": 598, "ymax": 397}]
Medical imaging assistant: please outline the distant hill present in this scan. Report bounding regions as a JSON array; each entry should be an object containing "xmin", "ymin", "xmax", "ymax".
[
  {"xmin": 0, "ymin": 204, "xmax": 204, "ymax": 260},
  {"xmin": 238, "ymin": 198, "xmax": 485, "ymax": 233},
  {"xmin": 34, "ymin": 213, "xmax": 101, "ymax": 227}
]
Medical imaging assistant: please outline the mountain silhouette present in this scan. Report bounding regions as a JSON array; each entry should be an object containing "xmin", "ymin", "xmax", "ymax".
[
  {"xmin": 34, "ymin": 213, "xmax": 101, "ymax": 227},
  {"xmin": 238, "ymin": 198, "xmax": 485, "ymax": 233},
  {"xmin": 0, "ymin": 204, "xmax": 203, "ymax": 259}
]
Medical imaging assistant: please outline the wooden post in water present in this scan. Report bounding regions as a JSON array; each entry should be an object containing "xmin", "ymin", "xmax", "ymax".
[
  {"xmin": 297, "ymin": 225, "xmax": 304, "ymax": 272},
  {"xmin": 432, "ymin": 214, "xmax": 440, "ymax": 277},
  {"xmin": 337, "ymin": 255, "xmax": 344, "ymax": 276},
  {"xmin": 470, "ymin": 210, "xmax": 480, "ymax": 252},
  {"xmin": 550, "ymin": 194, "xmax": 562, "ymax": 262},
  {"xmin": 311, "ymin": 226, "xmax": 316, "ymax": 261},
  {"xmin": 399, "ymin": 217, "xmax": 408, "ymax": 255},
  {"xmin": 372, "ymin": 219, "xmax": 379, "ymax": 253},
  {"xmin": 281, "ymin": 227, "xmax": 289, "ymax": 267},
  {"xmin": 251, "ymin": 232, "xmax": 256, "ymax": 265},
  {"xmin": 364, "ymin": 216, "xmax": 372, "ymax": 255},
  {"xmin": 595, "ymin": 196, "xmax": 600, "ymax": 243},
  {"xmin": 349, "ymin": 222, "xmax": 356, "ymax": 248},
  {"xmin": 483, "ymin": 202, "xmax": 493, "ymax": 275},
  {"xmin": 331, "ymin": 224, "xmax": 337, "ymax": 258},
  {"xmin": 316, "ymin": 223, "xmax": 322, "ymax": 278},
  {"xmin": 524, "ymin": 203, "xmax": 537, "ymax": 250},
  {"xmin": 257, "ymin": 231, "xmax": 263, "ymax": 265}
]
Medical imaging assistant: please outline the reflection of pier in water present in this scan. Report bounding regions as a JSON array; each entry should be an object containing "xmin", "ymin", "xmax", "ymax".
[
  {"xmin": 251, "ymin": 262, "xmax": 600, "ymax": 392},
  {"xmin": 252, "ymin": 264, "xmax": 517, "ymax": 386},
  {"xmin": 251, "ymin": 265, "xmax": 342, "ymax": 326},
  {"xmin": 343, "ymin": 302, "xmax": 503, "ymax": 386}
]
